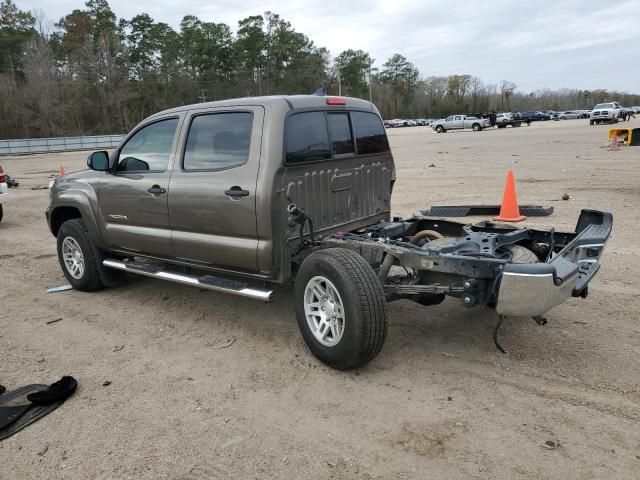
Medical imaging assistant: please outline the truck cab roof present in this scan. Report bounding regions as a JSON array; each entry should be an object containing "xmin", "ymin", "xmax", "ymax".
[{"xmin": 151, "ymin": 95, "xmax": 377, "ymax": 119}]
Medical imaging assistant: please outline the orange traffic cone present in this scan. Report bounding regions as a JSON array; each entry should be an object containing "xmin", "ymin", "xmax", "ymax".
[
  {"xmin": 494, "ymin": 170, "xmax": 526, "ymax": 222},
  {"xmin": 609, "ymin": 132, "xmax": 619, "ymax": 151},
  {"xmin": 59, "ymin": 165, "xmax": 65, "ymax": 176}
]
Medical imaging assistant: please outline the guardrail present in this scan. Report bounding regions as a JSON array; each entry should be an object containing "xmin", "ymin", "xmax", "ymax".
[{"xmin": 0, "ymin": 134, "xmax": 125, "ymax": 156}]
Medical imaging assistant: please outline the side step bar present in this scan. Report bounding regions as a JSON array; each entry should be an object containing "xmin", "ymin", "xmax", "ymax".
[{"xmin": 102, "ymin": 259, "xmax": 273, "ymax": 302}]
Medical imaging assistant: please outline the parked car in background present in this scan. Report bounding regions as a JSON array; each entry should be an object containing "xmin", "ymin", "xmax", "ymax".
[
  {"xmin": 558, "ymin": 111, "xmax": 581, "ymax": 120},
  {"xmin": 0, "ymin": 165, "xmax": 8, "ymax": 222},
  {"xmin": 389, "ymin": 119, "xmax": 405, "ymax": 127},
  {"xmin": 495, "ymin": 113, "xmax": 522, "ymax": 128},
  {"xmin": 521, "ymin": 111, "xmax": 550, "ymax": 121},
  {"xmin": 540, "ymin": 110, "xmax": 558, "ymax": 120},
  {"xmin": 631, "ymin": 106, "xmax": 640, "ymax": 114},
  {"xmin": 432, "ymin": 115, "xmax": 490, "ymax": 133},
  {"xmin": 590, "ymin": 102, "xmax": 622, "ymax": 125},
  {"xmin": 383, "ymin": 120, "xmax": 392, "ymax": 128}
]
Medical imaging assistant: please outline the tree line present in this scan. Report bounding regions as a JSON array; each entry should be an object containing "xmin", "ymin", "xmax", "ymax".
[{"xmin": 1, "ymin": 0, "xmax": 638, "ymax": 139}]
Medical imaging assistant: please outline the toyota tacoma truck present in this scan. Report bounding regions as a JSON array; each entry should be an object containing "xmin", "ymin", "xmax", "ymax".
[
  {"xmin": 46, "ymin": 95, "xmax": 612, "ymax": 369},
  {"xmin": 432, "ymin": 115, "xmax": 490, "ymax": 133}
]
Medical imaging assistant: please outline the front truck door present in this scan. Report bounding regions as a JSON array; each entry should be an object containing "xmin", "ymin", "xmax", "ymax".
[
  {"xmin": 452, "ymin": 115, "xmax": 464, "ymax": 129},
  {"xmin": 168, "ymin": 106, "xmax": 264, "ymax": 273},
  {"xmin": 98, "ymin": 117, "xmax": 181, "ymax": 257}
]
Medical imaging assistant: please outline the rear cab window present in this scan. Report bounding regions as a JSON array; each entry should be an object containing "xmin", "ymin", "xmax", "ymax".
[
  {"xmin": 183, "ymin": 112, "xmax": 253, "ymax": 171},
  {"xmin": 285, "ymin": 110, "xmax": 388, "ymax": 164}
]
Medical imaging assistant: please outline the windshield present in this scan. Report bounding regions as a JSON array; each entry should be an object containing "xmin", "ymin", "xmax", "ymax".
[{"xmin": 594, "ymin": 103, "xmax": 614, "ymax": 109}]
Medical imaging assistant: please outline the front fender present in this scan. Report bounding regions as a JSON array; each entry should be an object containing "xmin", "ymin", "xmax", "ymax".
[{"xmin": 48, "ymin": 173, "xmax": 107, "ymax": 250}]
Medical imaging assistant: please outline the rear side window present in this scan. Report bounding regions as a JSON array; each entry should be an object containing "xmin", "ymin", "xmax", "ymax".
[
  {"xmin": 184, "ymin": 112, "xmax": 253, "ymax": 171},
  {"xmin": 327, "ymin": 113, "xmax": 354, "ymax": 156},
  {"xmin": 285, "ymin": 112, "xmax": 331, "ymax": 164},
  {"xmin": 352, "ymin": 112, "xmax": 389, "ymax": 155}
]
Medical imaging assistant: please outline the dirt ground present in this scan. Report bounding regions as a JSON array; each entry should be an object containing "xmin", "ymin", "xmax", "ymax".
[{"xmin": 0, "ymin": 119, "xmax": 638, "ymax": 479}]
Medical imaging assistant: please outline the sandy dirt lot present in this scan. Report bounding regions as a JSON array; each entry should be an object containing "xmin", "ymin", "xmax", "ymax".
[{"xmin": 0, "ymin": 119, "xmax": 638, "ymax": 479}]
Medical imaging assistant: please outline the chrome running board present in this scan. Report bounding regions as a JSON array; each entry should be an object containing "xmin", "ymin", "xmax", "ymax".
[{"xmin": 102, "ymin": 259, "xmax": 273, "ymax": 302}]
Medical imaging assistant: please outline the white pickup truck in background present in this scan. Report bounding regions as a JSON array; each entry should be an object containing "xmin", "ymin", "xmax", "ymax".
[
  {"xmin": 432, "ymin": 115, "xmax": 490, "ymax": 133},
  {"xmin": 590, "ymin": 102, "xmax": 622, "ymax": 125}
]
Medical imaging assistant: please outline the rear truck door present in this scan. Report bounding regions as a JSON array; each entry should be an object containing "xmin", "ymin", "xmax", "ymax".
[
  {"xmin": 282, "ymin": 109, "xmax": 394, "ymax": 241},
  {"xmin": 98, "ymin": 116, "xmax": 182, "ymax": 257},
  {"xmin": 167, "ymin": 106, "xmax": 264, "ymax": 272}
]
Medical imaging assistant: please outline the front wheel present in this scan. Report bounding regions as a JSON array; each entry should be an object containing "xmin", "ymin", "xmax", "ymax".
[
  {"xmin": 295, "ymin": 248, "xmax": 387, "ymax": 370},
  {"xmin": 56, "ymin": 218, "xmax": 104, "ymax": 291},
  {"xmin": 435, "ymin": 125, "xmax": 445, "ymax": 133}
]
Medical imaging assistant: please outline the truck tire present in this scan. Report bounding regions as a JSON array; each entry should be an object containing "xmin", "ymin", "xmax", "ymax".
[
  {"xmin": 590, "ymin": 120, "xmax": 594, "ymax": 125},
  {"xmin": 504, "ymin": 244, "xmax": 538, "ymax": 263},
  {"xmin": 0, "ymin": 204, "xmax": 3, "ymax": 223},
  {"xmin": 435, "ymin": 125, "xmax": 445, "ymax": 133},
  {"xmin": 56, "ymin": 218, "xmax": 104, "ymax": 291},
  {"xmin": 295, "ymin": 248, "xmax": 387, "ymax": 370},
  {"xmin": 472, "ymin": 123, "xmax": 481, "ymax": 131}
]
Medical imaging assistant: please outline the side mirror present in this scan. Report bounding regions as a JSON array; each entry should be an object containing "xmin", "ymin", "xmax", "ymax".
[{"xmin": 87, "ymin": 151, "xmax": 110, "ymax": 171}]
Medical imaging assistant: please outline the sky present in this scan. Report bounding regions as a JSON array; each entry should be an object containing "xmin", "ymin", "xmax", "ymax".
[{"xmin": 16, "ymin": 0, "xmax": 640, "ymax": 93}]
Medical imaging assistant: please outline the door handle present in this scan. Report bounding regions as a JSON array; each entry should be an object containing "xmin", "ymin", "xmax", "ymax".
[
  {"xmin": 224, "ymin": 186, "xmax": 250, "ymax": 198},
  {"xmin": 148, "ymin": 185, "xmax": 167, "ymax": 195}
]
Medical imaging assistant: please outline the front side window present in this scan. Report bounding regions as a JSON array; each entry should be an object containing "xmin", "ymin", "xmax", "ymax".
[
  {"xmin": 285, "ymin": 111, "xmax": 331, "ymax": 164},
  {"xmin": 117, "ymin": 118, "xmax": 178, "ymax": 172},
  {"xmin": 352, "ymin": 112, "xmax": 390, "ymax": 155},
  {"xmin": 327, "ymin": 113, "xmax": 354, "ymax": 156},
  {"xmin": 183, "ymin": 112, "xmax": 253, "ymax": 171}
]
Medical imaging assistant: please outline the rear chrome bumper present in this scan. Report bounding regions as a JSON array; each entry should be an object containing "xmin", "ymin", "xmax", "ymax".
[{"xmin": 496, "ymin": 210, "xmax": 612, "ymax": 317}]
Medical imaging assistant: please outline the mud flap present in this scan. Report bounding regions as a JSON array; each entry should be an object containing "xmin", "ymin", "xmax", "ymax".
[{"xmin": 0, "ymin": 385, "xmax": 65, "ymax": 440}]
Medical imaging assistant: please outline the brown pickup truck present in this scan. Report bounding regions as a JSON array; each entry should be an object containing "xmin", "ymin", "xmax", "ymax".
[{"xmin": 47, "ymin": 95, "xmax": 612, "ymax": 369}]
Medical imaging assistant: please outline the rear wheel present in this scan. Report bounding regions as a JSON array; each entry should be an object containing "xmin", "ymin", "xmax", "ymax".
[
  {"xmin": 56, "ymin": 218, "xmax": 104, "ymax": 291},
  {"xmin": 295, "ymin": 248, "xmax": 387, "ymax": 370},
  {"xmin": 503, "ymin": 244, "xmax": 538, "ymax": 263},
  {"xmin": 472, "ymin": 123, "xmax": 481, "ymax": 131}
]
